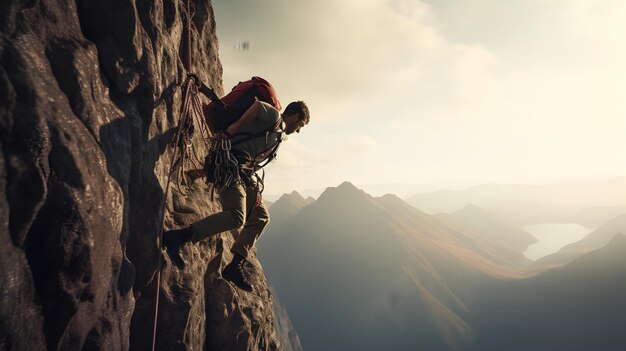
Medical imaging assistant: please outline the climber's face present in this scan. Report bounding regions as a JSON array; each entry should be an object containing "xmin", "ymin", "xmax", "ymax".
[{"xmin": 283, "ymin": 114, "xmax": 307, "ymax": 135}]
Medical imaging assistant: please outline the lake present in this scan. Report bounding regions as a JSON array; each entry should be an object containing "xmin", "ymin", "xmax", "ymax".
[{"xmin": 523, "ymin": 223, "xmax": 595, "ymax": 260}]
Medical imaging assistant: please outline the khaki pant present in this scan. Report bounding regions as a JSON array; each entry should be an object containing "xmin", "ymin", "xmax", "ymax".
[{"xmin": 191, "ymin": 182, "xmax": 270, "ymax": 259}]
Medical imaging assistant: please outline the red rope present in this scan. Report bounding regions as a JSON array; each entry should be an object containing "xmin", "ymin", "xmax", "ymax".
[
  {"xmin": 152, "ymin": 0, "xmax": 195, "ymax": 342},
  {"xmin": 151, "ymin": 79, "xmax": 193, "ymax": 351},
  {"xmin": 151, "ymin": 1, "xmax": 218, "ymax": 348}
]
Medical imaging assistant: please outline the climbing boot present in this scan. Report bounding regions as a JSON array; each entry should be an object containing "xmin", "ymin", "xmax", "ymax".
[
  {"xmin": 162, "ymin": 227, "xmax": 192, "ymax": 268},
  {"xmin": 222, "ymin": 254, "xmax": 254, "ymax": 292}
]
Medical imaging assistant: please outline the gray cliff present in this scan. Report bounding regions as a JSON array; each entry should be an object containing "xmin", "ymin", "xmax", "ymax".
[{"xmin": 0, "ymin": 0, "xmax": 296, "ymax": 350}]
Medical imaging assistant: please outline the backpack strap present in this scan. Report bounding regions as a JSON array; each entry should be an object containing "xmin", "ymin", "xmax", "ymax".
[
  {"xmin": 230, "ymin": 118, "xmax": 283, "ymax": 171},
  {"xmin": 252, "ymin": 117, "xmax": 284, "ymax": 168},
  {"xmin": 255, "ymin": 140, "xmax": 282, "ymax": 168}
]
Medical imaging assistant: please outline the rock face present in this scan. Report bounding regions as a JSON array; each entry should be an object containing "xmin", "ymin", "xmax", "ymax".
[{"xmin": 1, "ymin": 1, "xmax": 285, "ymax": 350}]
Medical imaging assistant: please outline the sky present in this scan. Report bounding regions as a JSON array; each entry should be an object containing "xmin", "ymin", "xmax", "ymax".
[{"xmin": 212, "ymin": 0, "xmax": 626, "ymax": 197}]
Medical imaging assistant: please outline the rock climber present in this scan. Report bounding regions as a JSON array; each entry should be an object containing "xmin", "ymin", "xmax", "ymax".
[{"xmin": 163, "ymin": 97, "xmax": 310, "ymax": 292}]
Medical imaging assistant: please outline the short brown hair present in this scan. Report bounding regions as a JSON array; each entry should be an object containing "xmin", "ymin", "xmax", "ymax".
[{"xmin": 284, "ymin": 101, "xmax": 310, "ymax": 124}]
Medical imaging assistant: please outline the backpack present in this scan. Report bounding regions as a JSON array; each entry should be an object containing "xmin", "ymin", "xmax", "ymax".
[{"xmin": 203, "ymin": 76, "xmax": 282, "ymax": 133}]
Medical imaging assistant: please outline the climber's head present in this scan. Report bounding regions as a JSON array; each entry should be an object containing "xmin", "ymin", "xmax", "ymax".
[{"xmin": 283, "ymin": 101, "xmax": 310, "ymax": 135}]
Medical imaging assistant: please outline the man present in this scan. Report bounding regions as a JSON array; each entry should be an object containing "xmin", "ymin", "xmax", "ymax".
[{"xmin": 163, "ymin": 99, "xmax": 310, "ymax": 292}]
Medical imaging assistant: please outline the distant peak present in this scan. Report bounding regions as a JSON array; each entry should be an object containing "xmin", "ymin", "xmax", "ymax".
[
  {"xmin": 379, "ymin": 193, "xmax": 403, "ymax": 202},
  {"xmin": 288, "ymin": 190, "xmax": 304, "ymax": 200},
  {"xmin": 273, "ymin": 191, "xmax": 307, "ymax": 208},
  {"xmin": 460, "ymin": 203, "xmax": 484, "ymax": 212},
  {"xmin": 320, "ymin": 181, "xmax": 362, "ymax": 196},
  {"xmin": 337, "ymin": 181, "xmax": 358, "ymax": 190},
  {"xmin": 317, "ymin": 181, "xmax": 370, "ymax": 203}
]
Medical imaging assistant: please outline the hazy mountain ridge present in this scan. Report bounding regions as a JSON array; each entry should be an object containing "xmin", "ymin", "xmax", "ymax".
[
  {"xmin": 261, "ymin": 183, "xmax": 535, "ymax": 350},
  {"xmin": 571, "ymin": 206, "xmax": 626, "ymax": 228},
  {"xmin": 471, "ymin": 234, "xmax": 626, "ymax": 351},
  {"xmin": 436, "ymin": 203, "xmax": 537, "ymax": 253},
  {"xmin": 267, "ymin": 191, "xmax": 315, "ymax": 229},
  {"xmin": 270, "ymin": 191, "xmax": 315, "ymax": 212},
  {"xmin": 260, "ymin": 182, "xmax": 626, "ymax": 350},
  {"xmin": 375, "ymin": 194, "xmax": 530, "ymax": 273},
  {"xmin": 407, "ymin": 177, "xmax": 626, "ymax": 226}
]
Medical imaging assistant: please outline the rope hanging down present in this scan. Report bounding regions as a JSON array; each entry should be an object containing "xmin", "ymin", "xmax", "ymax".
[
  {"xmin": 151, "ymin": 0, "xmax": 217, "ymax": 349},
  {"xmin": 151, "ymin": 75, "xmax": 212, "ymax": 351}
]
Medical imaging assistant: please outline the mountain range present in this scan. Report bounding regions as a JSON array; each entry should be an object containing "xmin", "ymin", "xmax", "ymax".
[
  {"xmin": 472, "ymin": 234, "xmax": 626, "ymax": 351},
  {"xmin": 407, "ymin": 177, "xmax": 626, "ymax": 226},
  {"xmin": 436, "ymin": 204, "xmax": 537, "ymax": 254},
  {"xmin": 258, "ymin": 182, "xmax": 626, "ymax": 350}
]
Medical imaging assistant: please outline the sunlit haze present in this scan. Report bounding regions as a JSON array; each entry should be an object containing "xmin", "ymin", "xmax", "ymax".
[{"xmin": 213, "ymin": 0, "xmax": 626, "ymax": 196}]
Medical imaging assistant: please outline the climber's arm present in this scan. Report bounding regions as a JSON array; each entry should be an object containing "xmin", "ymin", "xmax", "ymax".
[{"xmin": 226, "ymin": 99, "xmax": 261, "ymax": 136}]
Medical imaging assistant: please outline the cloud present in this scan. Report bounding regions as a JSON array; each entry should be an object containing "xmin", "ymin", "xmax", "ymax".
[
  {"xmin": 215, "ymin": 0, "xmax": 494, "ymax": 116},
  {"xmin": 214, "ymin": 0, "xmax": 626, "ymax": 194}
]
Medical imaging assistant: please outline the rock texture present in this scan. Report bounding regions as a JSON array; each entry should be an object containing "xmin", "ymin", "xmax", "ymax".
[{"xmin": 1, "ymin": 1, "xmax": 286, "ymax": 350}]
